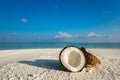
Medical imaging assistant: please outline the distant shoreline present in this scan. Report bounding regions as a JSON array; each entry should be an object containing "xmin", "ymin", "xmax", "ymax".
[
  {"xmin": 0, "ymin": 42, "xmax": 120, "ymax": 43},
  {"xmin": 0, "ymin": 42, "xmax": 120, "ymax": 50}
]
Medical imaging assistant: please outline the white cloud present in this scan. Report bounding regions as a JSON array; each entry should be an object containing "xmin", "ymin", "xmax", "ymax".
[
  {"xmin": 21, "ymin": 18, "xmax": 27, "ymax": 23},
  {"xmin": 55, "ymin": 32, "xmax": 72, "ymax": 38},
  {"xmin": 88, "ymin": 32, "xmax": 108, "ymax": 38},
  {"xmin": 88, "ymin": 32, "xmax": 96, "ymax": 37}
]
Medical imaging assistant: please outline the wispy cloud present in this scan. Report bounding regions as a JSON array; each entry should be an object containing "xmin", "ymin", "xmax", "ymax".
[
  {"xmin": 55, "ymin": 32, "xmax": 72, "ymax": 38},
  {"xmin": 88, "ymin": 32, "xmax": 96, "ymax": 37},
  {"xmin": 0, "ymin": 32, "xmax": 119, "ymax": 42},
  {"xmin": 21, "ymin": 18, "xmax": 27, "ymax": 23},
  {"xmin": 87, "ymin": 32, "xmax": 105, "ymax": 38}
]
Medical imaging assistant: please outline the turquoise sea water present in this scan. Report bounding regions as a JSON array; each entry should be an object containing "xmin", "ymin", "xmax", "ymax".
[{"xmin": 0, "ymin": 42, "xmax": 120, "ymax": 50}]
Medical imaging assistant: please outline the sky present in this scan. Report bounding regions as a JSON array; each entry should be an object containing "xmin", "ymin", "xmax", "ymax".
[{"xmin": 0, "ymin": 0, "xmax": 120, "ymax": 42}]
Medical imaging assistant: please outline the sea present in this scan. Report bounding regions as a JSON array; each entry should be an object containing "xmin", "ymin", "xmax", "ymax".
[{"xmin": 0, "ymin": 42, "xmax": 120, "ymax": 50}]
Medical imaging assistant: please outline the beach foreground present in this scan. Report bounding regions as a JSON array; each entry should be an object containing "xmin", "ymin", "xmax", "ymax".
[{"xmin": 0, "ymin": 48, "xmax": 120, "ymax": 80}]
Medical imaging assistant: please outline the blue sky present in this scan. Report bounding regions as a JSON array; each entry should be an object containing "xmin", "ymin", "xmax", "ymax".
[{"xmin": 0, "ymin": 0, "xmax": 120, "ymax": 42}]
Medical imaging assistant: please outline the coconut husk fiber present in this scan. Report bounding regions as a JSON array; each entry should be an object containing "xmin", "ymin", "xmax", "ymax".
[{"xmin": 80, "ymin": 47, "xmax": 100, "ymax": 67}]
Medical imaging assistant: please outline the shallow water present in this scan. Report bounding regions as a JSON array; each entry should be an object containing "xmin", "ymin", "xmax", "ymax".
[{"xmin": 0, "ymin": 42, "xmax": 120, "ymax": 50}]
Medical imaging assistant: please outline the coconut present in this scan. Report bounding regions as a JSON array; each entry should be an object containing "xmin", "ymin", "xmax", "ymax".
[
  {"xmin": 59, "ymin": 46, "xmax": 100, "ymax": 72},
  {"xmin": 59, "ymin": 46, "xmax": 86, "ymax": 72},
  {"xmin": 80, "ymin": 47, "xmax": 100, "ymax": 67}
]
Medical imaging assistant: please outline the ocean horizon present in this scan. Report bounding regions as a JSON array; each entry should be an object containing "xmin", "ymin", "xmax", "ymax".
[{"xmin": 0, "ymin": 42, "xmax": 120, "ymax": 50}]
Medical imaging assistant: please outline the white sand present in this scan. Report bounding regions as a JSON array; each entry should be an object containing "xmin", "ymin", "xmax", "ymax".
[{"xmin": 0, "ymin": 48, "xmax": 120, "ymax": 80}]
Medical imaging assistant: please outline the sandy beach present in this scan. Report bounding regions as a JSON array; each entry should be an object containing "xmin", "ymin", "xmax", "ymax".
[{"xmin": 0, "ymin": 48, "xmax": 120, "ymax": 80}]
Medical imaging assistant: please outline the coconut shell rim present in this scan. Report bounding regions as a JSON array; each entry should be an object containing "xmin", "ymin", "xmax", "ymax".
[{"xmin": 59, "ymin": 46, "xmax": 86, "ymax": 72}]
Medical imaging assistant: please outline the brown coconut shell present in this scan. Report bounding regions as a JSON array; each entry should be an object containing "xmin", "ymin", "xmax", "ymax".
[
  {"xmin": 59, "ymin": 46, "xmax": 86, "ymax": 72},
  {"xmin": 80, "ymin": 47, "xmax": 100, "ymax": 67}
]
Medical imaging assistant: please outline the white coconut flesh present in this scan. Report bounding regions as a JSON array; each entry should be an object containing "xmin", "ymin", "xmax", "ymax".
[{"xmin": 60, "ymin": 47, "xmax": 85, "ymax": 72}]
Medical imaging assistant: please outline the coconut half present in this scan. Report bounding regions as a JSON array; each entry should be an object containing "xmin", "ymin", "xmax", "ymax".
[
  {"xmin": 59, "ymin": 46, "xmax": 86, "ymax": 72},
  {"xmin": 80, "ymin": 47, "xmax": 100, "ymax": 67}
]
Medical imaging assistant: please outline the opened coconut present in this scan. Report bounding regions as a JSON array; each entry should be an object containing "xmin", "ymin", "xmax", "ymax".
[
  {"xmin": 59, "ymin": 46, "xmax": 100, "ymax": 72},
  {"xmin": 59, "ymin": 46, "xmax": 86, "ymax": 72}
]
